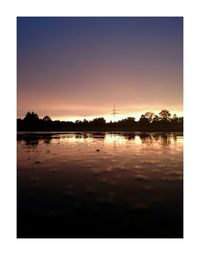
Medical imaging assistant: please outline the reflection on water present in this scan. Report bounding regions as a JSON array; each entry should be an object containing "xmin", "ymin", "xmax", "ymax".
[{"xmin": 17, "ymin": 132, "xmax": 183, "ymax": 238}]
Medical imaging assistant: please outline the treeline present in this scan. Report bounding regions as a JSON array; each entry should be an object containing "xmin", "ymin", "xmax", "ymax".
[{"xmin": 17, "ymin": 110, "xmax": 183, "ymax": 132}]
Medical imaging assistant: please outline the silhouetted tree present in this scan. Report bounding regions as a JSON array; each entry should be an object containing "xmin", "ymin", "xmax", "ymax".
[
  {"xmin": 144, "ymin": 112, "xmax": 154, "ymax": 123},
  {"xmin": 91, "ymin": 117, "xmax": 106, "ymax": 126},
  {"xmin": 171, "ymin": 114, "xmax": 178, "ymax": 124},
  {"xmin": 178, "ymin": 117, "xmax": 183, "ymax": 123},
  {"xmin": 159, "ymin": 110, "xmax": 171, "ymax": 121},
  {"xmin": 117, "ymin": 117, "xmax": 136, "ymax": 128},
  {"xmin": 23, "ymin": 112, "xmax": 39, "ymax": 122},
  {"xmin": 17, "ymin": 110, "xmax": 183, "ymax": 132},
  {"xmin": 83, "ymin": 119, "xmax": 89, "ymax": 124},
  {"xmin": 152, "ymin": 114, "xmax": 159, "ymax": 122},
  {"xmin": 126, "ymin": 117, "xmax": 136, "ymax": 123},
  {"xmin": 43, "ymin": 116, "xmax": 52, "ymax": 122},
  {"xmin": 139, "ymin": 114, "xmax": 149, "ymax": 125}
]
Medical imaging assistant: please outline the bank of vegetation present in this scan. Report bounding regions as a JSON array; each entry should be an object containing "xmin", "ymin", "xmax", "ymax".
[{"xmin": 17, "ymin": 110, "xmax": 183, "ymax": 132}]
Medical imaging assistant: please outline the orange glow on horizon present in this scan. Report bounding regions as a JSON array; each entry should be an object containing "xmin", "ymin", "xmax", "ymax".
[{"xmin": 52, "ymin": 110, "xmax": 183, "ymax": 122}]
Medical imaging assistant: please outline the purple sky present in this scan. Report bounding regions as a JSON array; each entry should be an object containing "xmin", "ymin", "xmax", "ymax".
[{"xmin": 17, "ymin": 17, "xmax": 183, "ymax": 121}]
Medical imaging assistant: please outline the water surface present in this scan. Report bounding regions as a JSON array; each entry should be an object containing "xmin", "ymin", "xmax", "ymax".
[{"xmin": 17, "ymin": 132, "xmax": 183, "ymax": 238}]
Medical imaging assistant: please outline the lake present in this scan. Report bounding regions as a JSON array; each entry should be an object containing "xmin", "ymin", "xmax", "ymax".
[{"xmin": 17, "ymin": 132, "xmax": 183, "ymax": 238}]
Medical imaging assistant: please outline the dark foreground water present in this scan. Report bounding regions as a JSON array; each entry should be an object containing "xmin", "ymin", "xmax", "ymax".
[{"xmin": 17, "ymin": 132, "xmax": 183, "ymax": 238}]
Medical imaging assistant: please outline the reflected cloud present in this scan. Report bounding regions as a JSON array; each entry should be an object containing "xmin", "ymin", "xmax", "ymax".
[
  {"xmin": 104, "ymin": 134, "xmax": 127, "ymax": 145},
  {"xmin": 134, "ymin": 136, "xmax": 142, "ymax": 145}
]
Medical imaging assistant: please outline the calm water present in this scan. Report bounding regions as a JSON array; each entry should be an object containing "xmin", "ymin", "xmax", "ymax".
[{"xmin": 17, "ymin": 132, "xmax": 183, "ymax": 238}]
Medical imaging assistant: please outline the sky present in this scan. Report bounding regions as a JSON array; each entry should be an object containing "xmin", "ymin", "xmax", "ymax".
[{"xmin": 17, "ymin": 17, "xmax": 183, "ymax": 121}]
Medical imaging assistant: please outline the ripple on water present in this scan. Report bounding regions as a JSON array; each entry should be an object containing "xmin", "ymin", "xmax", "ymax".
[
  {"xmin": 134, "ymin": 165, "xmax": 143, "ymax": 169},
  {"xmin": 107, "ymin": 179, "xmax": 118, "ymax": 186},
  {"xmin": 90, "ymin": 169, "xmax": 102, "ymax": 175},
  {"xmin": 100, "ymin": 177, "xmax": 108, "ymax": 183},
  {"xmin": 161, "ymin": 174, "xmax": 182, "ymax": 181},
  {"xmin": 135, "ymin": 174, "xmax": 148, "ymax": 181},
  {"xmin": 105, "ymin": 166, "xmax": 113, "ymax": 172},
  {"xmin": 48, "ymin": 167, "xmax": 58, "ymax": 172},
  {"xmin": 33, "ymin": 160, "xmax": 41, "ymax": 164},
  {"xmin": 150, "ymin": 168, "xmax": 161, "ymax": 173}
]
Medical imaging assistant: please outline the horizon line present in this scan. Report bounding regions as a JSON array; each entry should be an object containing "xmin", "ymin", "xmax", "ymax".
[{"xmin": 17, "ymin": 109, "xmax": 184, "ymax": 123}]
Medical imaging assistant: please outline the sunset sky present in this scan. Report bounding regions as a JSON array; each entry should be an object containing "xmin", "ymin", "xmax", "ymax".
[{"xmin": 17, "ymin": 17, "xmax": 183, "ymax": 121}]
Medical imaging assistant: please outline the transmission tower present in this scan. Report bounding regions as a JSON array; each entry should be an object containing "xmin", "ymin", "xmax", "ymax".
[{"xmin": 112, "ymin": 105, "xmax": 120, "ymax": 121}]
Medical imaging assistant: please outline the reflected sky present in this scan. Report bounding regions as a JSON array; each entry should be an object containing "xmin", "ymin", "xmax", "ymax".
[
  {"xmin": 17, "ymin": 132, "xmax": 183, "ymax": 146},
  {"xmin": 17, "ymin": 132, "xmax": 183, "ymax": 237},
  {"xmin": 18, "ymin": 132, "xmax": 183, "ymax": 181}
]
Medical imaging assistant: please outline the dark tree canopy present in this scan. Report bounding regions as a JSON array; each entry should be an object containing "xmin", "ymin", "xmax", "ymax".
[
  {"xmin": 43, "ymin": 116, "xmax": 52, "ymax": 122},
  {"xmin": 139, "ymin": 114, "xmax": 149, "ymax": 125},
  {"xmin": 18, "ymin": 110, "xmax": 183, "ymax": 132},
  {"xmin": 153, "ymin": 115, "xmax": 159, "ymax": 122},
  {"xmin": 91, "ymin": 117, "xmax": 106, "ymax": 126},
  {"xmin": 23, "ymin": 112, "xmax": 39, "ymax": 122},
  {"xmin": 159, "ymin": 110, "xmax": 171, "ymax": 121},
  {"xmin": 144, "ymin": 112, "xmax": 154, "ymax": 123}
]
